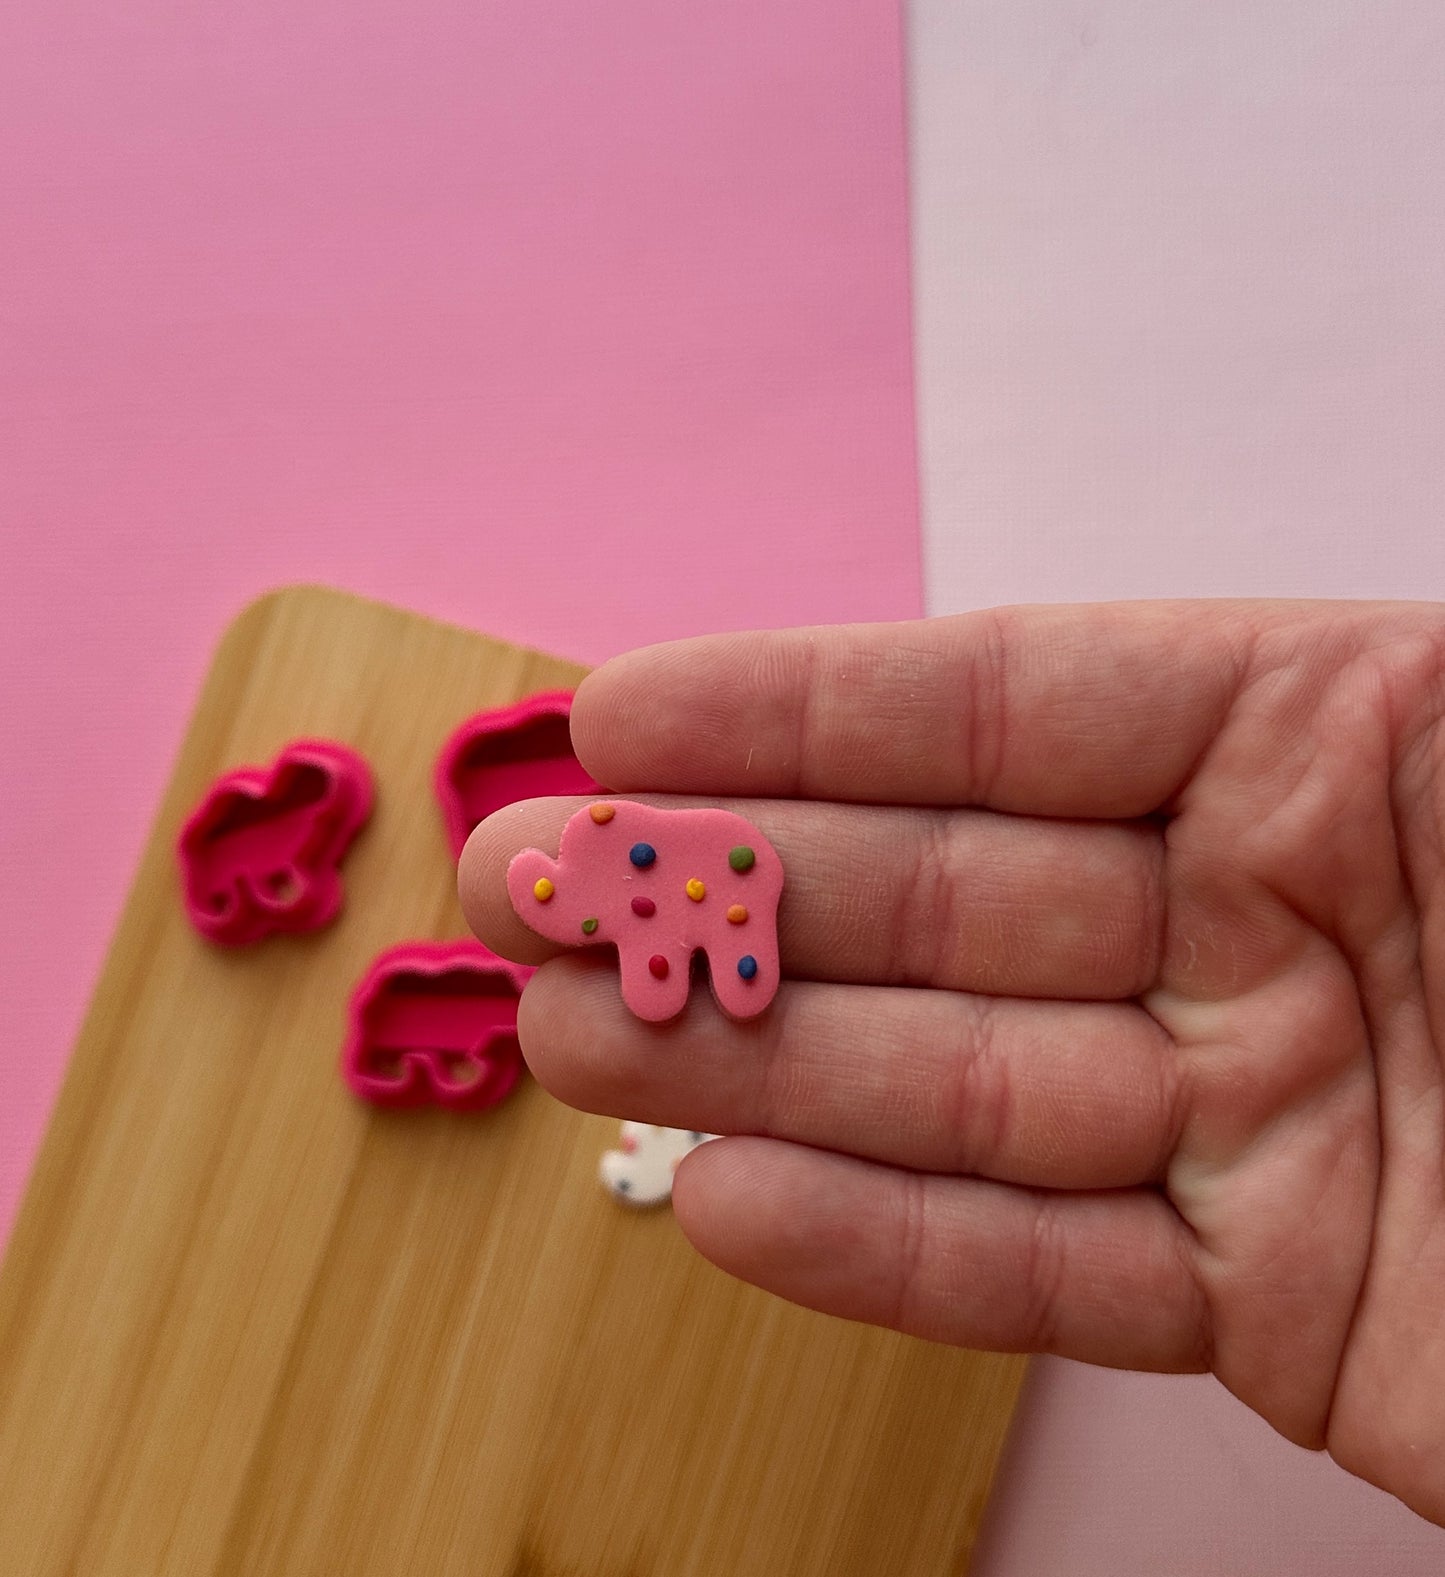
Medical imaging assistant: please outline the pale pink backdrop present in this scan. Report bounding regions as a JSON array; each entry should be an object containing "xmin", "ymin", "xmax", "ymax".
[
  {"xmin": 0, "ymin": 0, "xmax": 919, "ymax": 1232},
  {"xmin": 910, "ymin": 1, "xmax": 1445, "ymax": 1571}
]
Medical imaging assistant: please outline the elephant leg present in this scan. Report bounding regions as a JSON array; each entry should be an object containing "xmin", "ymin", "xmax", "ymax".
[
  {"xmin": 617, "ymin": 943, "xmax": 693, "ymax": 1022},
  {"xmin": 705, "ymin": 935, "xmax": 779, "ymax": 1021}
]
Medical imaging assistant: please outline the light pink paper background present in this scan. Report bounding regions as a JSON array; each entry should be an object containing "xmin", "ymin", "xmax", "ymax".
[
  {"xmin": 0, "ymin": 0, "xmax": 919, "ymax": 1231},
  {"xmin": 910, "ymin": 2, "xmax": 1445, "ymax": 1570}
]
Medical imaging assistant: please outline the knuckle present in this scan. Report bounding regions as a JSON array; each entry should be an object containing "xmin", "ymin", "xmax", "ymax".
[
  {"xmin": 890, "ymin": 1171, "xmax": 931, "ymax": 1333},
  {"xmin": 1018, "ymin": 1200, "xmax": 1068, "ymax": 1353},
  {"xmin": 944, "ymin": 993, "xmax": 1012, "ymax": 1173},
  {"xmin": 964, "ymin": 605, "xmax": 1015, "ymax": 804}
]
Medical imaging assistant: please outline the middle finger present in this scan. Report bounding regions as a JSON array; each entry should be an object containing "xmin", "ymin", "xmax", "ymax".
[{"xmin": 461, "ymin": 796, "xmax": 1163, "ymax": 1000}]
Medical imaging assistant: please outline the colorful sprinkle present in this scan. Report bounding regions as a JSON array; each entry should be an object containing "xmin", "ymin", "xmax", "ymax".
[
  {"xmin": 648, "ymin": 954, "xmax": 669, "ymax": 979},
  {"xmin": 589, "ymin": 803, "xmax": 616, "ymax": 825},
  {"xmin": 581, "ymin": 917, "xmax": 599, "ymax": 935},
  {"xmin": 728, "ymin": 846, "xmax": 756, "ymax": 873},
  {"xmin": 686, "ymin": 877, "xmax": 706, "ymax": 902},
  {"xmin": 631, "ymin": 896, "xmax": 656, "ymax": 918},
  {"xmin": 737, "ymin": 955, "xmax": 758, "ymax": 981},
  {"xmin": 630, "ymin": 843, "xmax": 657, "ymax": 868},
  {"xmin": 533, "ymin": 877, "xmax": 555, "ymax": 902},
  {"xmin": 727, "ymin": 904, "xmax": 748, "ymax": 925}
]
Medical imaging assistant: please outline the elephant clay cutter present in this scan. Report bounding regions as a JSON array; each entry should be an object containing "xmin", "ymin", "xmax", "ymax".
[{"xmin": 178, "ymin": 738, "xmax": 373, "ymax": 945}]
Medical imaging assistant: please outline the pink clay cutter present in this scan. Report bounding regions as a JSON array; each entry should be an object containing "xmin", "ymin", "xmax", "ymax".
[
  {"xmin": 178, "ymin": 739, "xmax": 374, "ymax": 945},
  {"xmin": 342, "ymin": 940, "xmax": 534, "ymax": 1111},
  {"xmin": 435, "ymin": 690, "xmax": 599, "ymax": 860},
  {"xmin": 508, "ymin": 800, "xmax": 783, "ymax": 1023}
]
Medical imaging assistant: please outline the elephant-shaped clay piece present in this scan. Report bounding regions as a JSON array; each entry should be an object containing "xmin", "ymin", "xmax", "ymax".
[
  {"xmin": 507, "ymin": 800, "xmax": 783, "ymax": 1022},
  {"xmin": 178, "ymin": 739, "xmax": 373, "ymax": 945},
  {"xmin": 599, "ymin": 1122, "xmax": 715, "ymax": 1206}
]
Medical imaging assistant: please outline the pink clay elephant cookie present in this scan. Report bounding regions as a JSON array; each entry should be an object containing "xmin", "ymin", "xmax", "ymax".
[{"xmin": 507, "ymin": 801, "xmax": 783, "ymax": 1022}]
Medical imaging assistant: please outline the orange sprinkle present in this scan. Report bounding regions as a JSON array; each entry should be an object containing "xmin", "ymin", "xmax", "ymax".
[
  {"xmin": 589, "ymin": 803, "xmax": 615, "ymax": 824},
  {"xmin": 727, "ymin": 904, "xmax": 748, "ymax": 925}
]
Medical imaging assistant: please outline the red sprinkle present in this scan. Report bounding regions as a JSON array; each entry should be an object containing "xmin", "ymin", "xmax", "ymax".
[
  {"xmin": 648, "ymin": 954, "xmax": 669, "ymax": 979},
  {"xmin": 631, "ymin": 896, "xmax": 657, "ymax": 918}
]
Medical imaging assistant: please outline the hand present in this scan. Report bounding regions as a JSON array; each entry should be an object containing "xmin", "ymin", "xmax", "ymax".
[{"xmin": 460, "ymin": 600, "xmax": 1445, "ymax": 1524}]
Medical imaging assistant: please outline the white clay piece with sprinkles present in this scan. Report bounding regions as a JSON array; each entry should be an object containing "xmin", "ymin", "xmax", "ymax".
[
  {"xmin": 506, "ymin": 800, "xmax": 784, "ymax": 1022},
  {"xmin": 600, "ymin": 1122, "xmax": 716, "ymax": 1207}
]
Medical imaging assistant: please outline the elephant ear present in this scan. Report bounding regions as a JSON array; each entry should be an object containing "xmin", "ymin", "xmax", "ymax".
[{"xmin": 506, "ymin": 847, "xmax": 568, "ymax": 936}]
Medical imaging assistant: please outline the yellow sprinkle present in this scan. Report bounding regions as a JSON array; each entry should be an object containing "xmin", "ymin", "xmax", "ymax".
[
  {"xmin": 686, "ymin": 878, "xmax": 706, "ymax": 902},
  {"xmin": 589, "ymin": 803, "xmax": 615, "ymax": 824},
  {"xmin": 727, "ymin": 904, "xmax": 748, "ymax": 924},
  {"xmin": 533, "ymin": 877, "xmax": 555, "ymax": 902}
]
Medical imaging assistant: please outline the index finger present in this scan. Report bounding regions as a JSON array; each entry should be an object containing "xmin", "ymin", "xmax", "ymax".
[{"xmin": 572, "ymin": 601, "xmax": 1252, "ymax": 818}]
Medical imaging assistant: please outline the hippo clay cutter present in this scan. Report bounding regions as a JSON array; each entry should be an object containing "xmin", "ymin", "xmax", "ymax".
[
  {"xmin": 342, "ymin": 940, "xmax": 534, "ymax": 1111},
  {"xmin": 435, "ymin": 691, "xmax": 598, "ymax": 860},
  {"xmin": 507, "ymin": 801, "xmax": 783, "ymax": 1022},
  {"xmin": 178, "ymin": 739, "xmax": 373, "ymax": 945}
]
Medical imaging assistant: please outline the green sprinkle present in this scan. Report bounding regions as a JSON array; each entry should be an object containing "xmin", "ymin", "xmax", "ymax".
[
  {"xmin": 581, "ymin": 917, "xmax": 599, "ymax": 935},
  {"xmin": 728, "ymin": 846, "xmax": 756, "ymax": 873}
]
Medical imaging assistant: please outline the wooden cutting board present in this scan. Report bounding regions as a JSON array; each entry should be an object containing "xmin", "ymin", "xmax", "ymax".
[{"xmin": 0, "ymin": 587, "xmax": 1025, "ymax": 1575}]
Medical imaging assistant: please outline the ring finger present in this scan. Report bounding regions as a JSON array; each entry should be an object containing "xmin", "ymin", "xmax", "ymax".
[{"xmin": 519, "ymin": 957, "xmax": 1182, "ymax": 1190}]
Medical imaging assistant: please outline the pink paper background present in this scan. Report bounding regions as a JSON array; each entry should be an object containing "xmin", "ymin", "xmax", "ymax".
[{"xmin": 0, "ymin": 0, "xmax": 920, "ymax": 1233}]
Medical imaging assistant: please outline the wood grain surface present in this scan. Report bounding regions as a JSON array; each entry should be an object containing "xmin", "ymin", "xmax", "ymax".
[{"xmin": 0, "ymin": 587, "xmax": 1025, "ymax": 1575}]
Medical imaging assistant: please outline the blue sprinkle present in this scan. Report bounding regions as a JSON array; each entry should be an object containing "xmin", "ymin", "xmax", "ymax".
[
  {"xmin": 737, "ymin": 955, "xmax": 758, "ymax": 981},
  {"xmin": 629, "ymin": 842, "xmax": 657, "ymax": 868}
]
